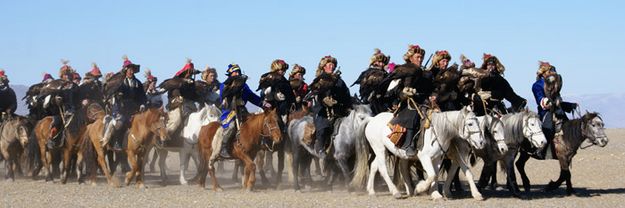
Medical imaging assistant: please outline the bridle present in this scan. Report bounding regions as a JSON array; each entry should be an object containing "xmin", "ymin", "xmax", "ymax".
[{"xmin": 523, "ymin": 114, "xmax": 544, "ymax": 146}]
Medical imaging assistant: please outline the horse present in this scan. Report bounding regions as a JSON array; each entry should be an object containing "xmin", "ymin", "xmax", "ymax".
[
  {"xmin": 124, "ymin": 107, "xmax": 169, "ymax": 188},
  {"xmin": 323, "ymin": 104, "xmax": 372, "ymax": 191},
  {"xmin": 441, "ymin": 112, "xmax": 521, "ymax": 198},
  {"xmin": 32, "ymin": 113, "xmax": 73, "ymax": 182},
  {"xmin": 363, "ymin": 106, "xmax": 486, "ymax": 200},
  {"xmin": 285, "ymin": 109, "xmax": 316, "ymax": 191},
  {"xmin": 467, "ymin": 110, "xmax": 547, "ymax": 197},
  {"xmin": 516, "ymin": 112, "xmax": 608, "ymax": 195},
  {"xmin": 152, "ymin": 104, "xmax": 220, "ymax": 185},
  {"xmin": 0, "ymin": 115, "xmax": 33, "ymax": 181},
  {"xmin": 82, "ymin": 105, "xmax": 120, "ymax": 186},
  {"xmin": 195, "ymin": 109, "xmax": 282, "ymax": 191}
]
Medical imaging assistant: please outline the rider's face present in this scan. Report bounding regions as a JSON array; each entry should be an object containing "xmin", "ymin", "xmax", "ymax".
[
  {"xmin": 410, "ymin": 53, "xmax": 423, "ymax": 67},
  {"xmin": 323, "ymin": 62, "xmax": 335, "ymax": 74}
]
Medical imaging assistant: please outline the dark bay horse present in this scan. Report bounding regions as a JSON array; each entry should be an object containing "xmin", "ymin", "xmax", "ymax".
[
  {"xmin": 516, "ymin": 112, "xmax": 608, "ymax": 195},
  {"xmin": 0, "ymin": 115, "xmax": 33, "ymax": 181},
  {"xmin": 196, "ymin": 109, "xmax": 282, "ymax": 191}
]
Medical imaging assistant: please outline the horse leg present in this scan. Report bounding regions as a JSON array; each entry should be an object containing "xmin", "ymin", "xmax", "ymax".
[
  {"xmin": 149, "ymin": 149, "xmax": 158, "ymax": 173},
  {"xmin": 179, "ymin": 146, "xmax": 190, "ymax": 185},
  {"xmin": 377, "ymin": 154, "xmax": 401, "ymax": 198},
  {"xmin": 276, "ymin": 147, "xmax": 285, "ymax": 186},
  {"xmin": 106, "ymin": 151, "xmax": 117, "ymax": 175},
  {"xmin": 239, "ymin": 153, "xmax": 257, "ymax": 191},
  {"xmin": 125, "ymin": 150, "xmax": 137, "ymax": 186},
  {"xmin": 443, "ymin": 161, "xmax": 459, "ymax": 198},
  {"xmin": 504, "ymin": 154, "xmax": 523, "ymax": 198},
  {"xmin": 398, "ymin": 159, "xmax": 415, "ymax": 196},
  {"xmin": 136, "ymin": 151, "xmax": 146, "ymax": 189},
  {"xmin": 516, "ymin": 151, "xmax": 532, "ymax": 193},
  {"xmin": 208, "ymin": 159, "xmax": 223, "ymax": 191},
  {"xmin": 477, "ymin": 161, "xmax": 493, "ymax": 191},
  {"xmin": 256, "ymin": 151, "xmax": 270, "ymax": 186},
  {"xmin": 76, "ymin": 150, "xmax": 84, "ymax": 184},
  {"xmin": 61, "ymin": 148, "xmax": 72, "ymax": 184},
  {"xmin": 313, "ymin": 157, "xmax": 323, "ymax": 177},
  {"xmin": 285, "ymin": 150, "xmax": 294, "ymax": 184},
  {"xmin": 232, "ymin": 160, "xmax": 240, "ymax": 182},
  {"xmin": 336, "ymin": 156, "xmax": 352, "ymax": 192},
  {"xmin": 456, "ymin": 156, "xmax": 483, "ymax": 200},
  {"xmin": 5, "ymin": 157, "xmax": 14, "ymax": 181},
  {"xmin": 292, "ymin": 150, "xmax": 302, "ymax": 191},
  {"xmin": 158, "ymin": 149, "xmax": 168, "ymax": 184},
  {"xmin": 95, "ymin": 147, "xmax": 115, "ymax": 186}
]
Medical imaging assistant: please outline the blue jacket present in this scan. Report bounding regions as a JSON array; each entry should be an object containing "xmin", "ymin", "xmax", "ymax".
[
  {"xmin": 219, "ymin": 82, "xmax": 262, "ymax": 128},
  {"xmin": 531, "ymin": 78, "xmax": 547, "ymax": 118}
]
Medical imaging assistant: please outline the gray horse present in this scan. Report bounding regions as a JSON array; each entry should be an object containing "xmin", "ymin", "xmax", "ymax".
[
  {"xmin": 516, "ymin": 112, "xmax": 608, "ymax": 195},
  {"xmin": 0, "ymin": 116, "xmax": 33, "ymax": 181}
]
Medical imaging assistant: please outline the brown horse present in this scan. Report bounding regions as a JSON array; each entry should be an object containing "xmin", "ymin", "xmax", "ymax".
[
  {"xmin": 0, "ymin": 115, "xmax": 33, "ymax": 181},
  {"xmin": 124, "ymin": 107, "xmax": 168, "ymax": 188},
  {"xmin": 33, "ymin": 115, "xmax": 65, "ymax": 181},
  {"xmin": 82, "ymin": 105, "xmax": 119, "ymax": 186},
  {"xmin": 196, "ymin": 109, "xmax": 282, "ymax": 191}
]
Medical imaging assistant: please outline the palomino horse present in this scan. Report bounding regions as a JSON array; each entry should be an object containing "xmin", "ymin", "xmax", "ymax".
[
  {"xmin": 153, "ymin": 104, "xmax": 220, "ymax": 185},
  {"xmin": 196, "ymin": 109, "xmax": 282, "ymax": 191},
  {"xmin": 469, "ymin": 110, "xmax": 547, "ymax": 197},
  {"xmin": 363, "ymin": 106, "xmax": 486, "ymax": 200},
  {"xmin": 0, "ymin": 115, "xmax": 33, "ymax": 181},
  {"xmin": 124, "ymin": 107, "xmax": 168, "ymax": 188},
  {"xmin": 516, "ymin": 112, "xmax": 608, "ymax": 195}
]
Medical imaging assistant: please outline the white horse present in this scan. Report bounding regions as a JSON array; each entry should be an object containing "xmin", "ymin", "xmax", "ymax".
[
  {"xmin": 446, "ymin": 109, "xmax": 546, "ymax": 198},
  {"xmin": 441, "ymin": 113, "xmax": 509, "ymax": 198},
  {"xmin": 363, "ymin": 106, "xmax": 486, "ymax": 200},
  {"xmin": 154, "ymin": 104, "xmax": 221, "ymax": 185}
]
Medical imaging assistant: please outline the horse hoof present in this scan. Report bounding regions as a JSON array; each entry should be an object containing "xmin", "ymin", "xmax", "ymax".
[
  {"xmin": 368, "ymin": 191, "xmax": 376, "ymax": 196},
  {"xmin": 545, "ymin": 181, "xmax": 558, "ymax": 192},
  {"xmin": 214, "ymin": 187, "xmax": 224, "ymax": 192},
  {"xmin": 415, "ymin": 181, "xmax": 429, "ymax": 194},
  {"xmin": 472, "ymin": 194, "xmax": 484, "ymax": 201},
  {"xmin": 566, "ymin": 188, "xmax": 576, "ymax": 196},
  {"xmin": 393, "ymin": 192, "xmax": 402, "ymax": 199},
  {"xmin": 431, "ymin": 192, "xmax": 444, "ymax": 200}
]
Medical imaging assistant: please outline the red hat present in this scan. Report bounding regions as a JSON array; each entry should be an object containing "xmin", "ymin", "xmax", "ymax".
[
  {"xmin": 175, "ymin": 58, "xmax": 195, "ymax": 77},
  {"xmin": 0, "ymin": 69, "xmax": 5, "ymax": 77},
  {"xmin": 145, "ymin": 69, "xmax": 157, "ymax": 82},
  {"xmin": 90, "ymin": 63, "xmax": 102, "ymax": 77},
  {"xmin": 122, "ymin": 55, "xmax": 132, "ymax": 67}
]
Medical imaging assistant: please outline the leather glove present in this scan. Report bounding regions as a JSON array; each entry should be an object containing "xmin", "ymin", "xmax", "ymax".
[
  {"xmin": 139, "ymin": 104, "xmax": 146, "ymax": 112},
  {"xmin": 322, "ymin": 96, "xmax": 337, "ymax": 107},
  {"xmin": 401, "ymin": 87, "xmax": 415, "ymax": 97},
  {"xmin": 295, "ymin": 96, "xmax": 302, "ymax": 103},
  {"xmin": 276, "ymin": 92, "xmax": 286, "ymax": 101}
]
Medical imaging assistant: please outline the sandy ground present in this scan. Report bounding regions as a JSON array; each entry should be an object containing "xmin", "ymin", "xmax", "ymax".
[{"xmin": 1, "ymin": 129, "xmax": 624, "ymax": 208}]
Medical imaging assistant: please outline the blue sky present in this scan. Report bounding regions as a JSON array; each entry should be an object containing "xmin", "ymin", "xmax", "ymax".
[{"xmin": 1, "ymin": 0, "xmax": 624, "ymax": 101}]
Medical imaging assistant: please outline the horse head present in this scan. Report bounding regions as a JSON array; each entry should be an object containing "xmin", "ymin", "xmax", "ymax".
[
  {"xmin": 582, "ymin": 112, "xmax": 608, "ymax": 147},
  {"xmin": 150, "ymin": 107, "xmax": 169, "ymax": 143},
  {"xmin": 263, "ymin": 108, "xmax": 282, "ymax": 144},
  {"xmin": 522, "ymin": 110, "xmax": 547, "ymax": 149},
  {"xmin": 460, "ymin": 106, "xmax": 485, "ymax": 149},
  {"xmin": 483, "ymin": 113, "xmax": 507, "ymax": 154},
  {"xmin": 15, "ymin": 117, "xmax": 33, "ymax": 148}
]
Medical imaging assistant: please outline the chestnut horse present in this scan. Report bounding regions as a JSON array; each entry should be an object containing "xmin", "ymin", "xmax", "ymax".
[
  {"xmin": 124, "ymin": 107, "xmax": 168, "ymax": 188},
  {"xmin": 82, "ymin": 104, "xmax": 119, "ymax": 186},
  {"xmin": 196, "ymin": 109, "xmax": 282, "ymax": 191}
]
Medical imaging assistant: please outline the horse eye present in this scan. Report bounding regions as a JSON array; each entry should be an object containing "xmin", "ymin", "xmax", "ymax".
[{"xmin": 468, "ymin": 123, "xmax": 474, "ymax": 127}]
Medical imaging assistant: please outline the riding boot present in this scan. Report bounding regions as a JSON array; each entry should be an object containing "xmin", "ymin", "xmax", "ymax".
[
  {"xmin": 219, "ymin": 125, "xmax": 236, "ymax": 159},
  {"xmin": 401, "ymin": 129, "xmax": 417, "ymax": 157}
]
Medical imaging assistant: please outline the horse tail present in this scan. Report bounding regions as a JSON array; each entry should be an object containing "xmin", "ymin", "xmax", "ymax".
[
  {"xmin": 26, "ymin": 132, "xmax": 41, "ymax": 174},
  {"xmin": 349, "ymin": 117, "xmax": 370, "ymax": 190}
]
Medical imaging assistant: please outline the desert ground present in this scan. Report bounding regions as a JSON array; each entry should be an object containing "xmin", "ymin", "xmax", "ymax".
[{"xmin": 1, "ymin": 129, "xmax": 624, "ymax": 208}]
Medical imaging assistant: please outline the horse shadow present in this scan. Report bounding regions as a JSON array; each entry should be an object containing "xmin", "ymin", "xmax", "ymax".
[{"xmin": 474, "ymin": 184, "xmax": 625, "ymax": 200}]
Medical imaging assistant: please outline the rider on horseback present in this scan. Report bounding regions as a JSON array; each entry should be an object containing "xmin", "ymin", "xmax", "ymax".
[
  {"xmin": 426, "ymin": 50, "xmax": 461, "ymax": 112},
  {"xmin": 310, "ymin": 55, "xmax": 352, "ymax": 159},
  {"xmin": 199, "ymin": 66, "xmax": 221, "ymax": 107},
  {"xmin": 386, "ymin": 45, "xmax": 431, "ymax": 157},
  {"xmin": 532, "ymin": 61, "xmax": 577, "ymax": 159},
  {"xmin": 259, "ymin": 59, "xmax": 296, "ymax": 125},
  {"xmin": 476, "ymin": 54, "xmax": 527, "ymax": 115},
  {"xmin": 352, "ymin": 48, "xmax": 390, "ymax": 114},
  {"xmin": 144, "ymin": 70, "xmax": 163, "ymax": 108},
  {"xmin": 0, "ymin": 69, "xmax": 17, "ymax": 122},
  {"xmin": 289, "ymin": 64, "xmax": 309, "ymax": 111},
  {"xmin": 109, "ymin": 57, "xmax": 147, "ymax": 150},
  {"xmin": 218, "ymin": 63, "xmax": 263, "ymax": 159}
]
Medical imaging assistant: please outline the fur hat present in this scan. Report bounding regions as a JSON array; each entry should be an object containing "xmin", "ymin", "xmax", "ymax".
[
  {"xmin": 427, "ymin": 50, "xmax": 452, "ymax": 70},
  {"xmin": 403, "ymin": 44, "xmax": 426, "ymax": 63},
  {"xmin": 72, "ymin": 72, "xmax": 81, "ymax": 81},
  {"xmin": 459, "ymin": 54, "xmax": 476, "ymax": 69},
  {"xmin": 42, "ymin": 73, "xmax": 54, "ymax": 82},
  {"xmin": 537, "ymin": 61, "xmax": 557, "ymax": 77},
  {"xmin": 289, "ymin": 64, "xmax": 306, "ymax": 78},
  {"xmin": 480, "ymin": 53, "xmax": 505, "ymax": 74},
  {"xmin": 202, "ymin": 66, "xmax": 218, "ymax": 81},
  {"xmin": 270, "ymin": 59, "xmax": 289, "ymax": 73},
  {"xmin": 144, "ymin": 69, "xmax": 157, "ymax": 82},
  {"xmin": 316, "ymin": 55, "xmax": 338, "ymax": 77},
  {"xmin": 122, "ymin": 55, "xmax": 132, "ymax": 67},
  {"xmin": 370, "ymin": 48, "xmax": 390, "ymax": 67},
  {"xmin": 59, "ymin": 59, "xmax": 75, "ymax": 78},
  {"xmin": 226, "ymin": 63, "xmax": 242, "ymax": 76}
]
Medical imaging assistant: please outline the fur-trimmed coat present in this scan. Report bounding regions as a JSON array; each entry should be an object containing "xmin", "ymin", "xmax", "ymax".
[{"xmin": 309, "ymin": 72, "xmax": 351, "ymax": 119}]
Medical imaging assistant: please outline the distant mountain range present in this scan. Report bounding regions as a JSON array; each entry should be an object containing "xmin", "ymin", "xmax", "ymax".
[{"xmin": 10, "ymin": 84, "xmax": 624, "ymax": 128}]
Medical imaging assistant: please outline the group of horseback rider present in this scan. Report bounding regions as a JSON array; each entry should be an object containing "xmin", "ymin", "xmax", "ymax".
[{"xmin": 0, "ymin": 45, "xmax": 577, "ymax": 160}]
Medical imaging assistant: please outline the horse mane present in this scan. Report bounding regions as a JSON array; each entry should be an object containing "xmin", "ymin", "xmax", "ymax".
[
  {"xmin": 431, "ymin": 110, "xmax": 464, "ymax": 140},
  {"xmin": 66, "ymin": 107, "xmax": 87, "ymax": 135},
  {"xmin": 562, "ymin": 112, "xmax": 599, "ymax": 144},
  {"xmin": 501, "ymin": 112, "xmax": 526, "ymax": 144}
]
